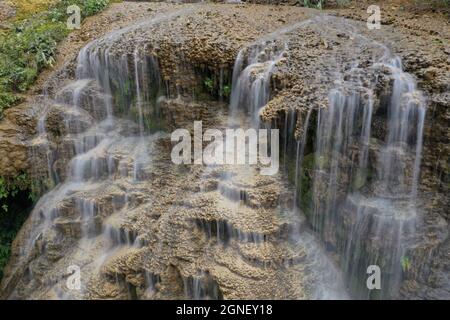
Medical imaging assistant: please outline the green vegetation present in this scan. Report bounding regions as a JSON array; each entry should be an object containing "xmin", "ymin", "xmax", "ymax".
[
  {"xmin": 83, "ymin": 0, "xmax": 109, "ymax": 17},
  {"xmin": 303, "ymin": 0, "xmax": 326, "ymax": 9},
  {"xmin": 0, "ymin": 0, "xmax": 114, "ymax": 280},
  {"xmin": 0, "ymin": 174, "xmax": 37, "ymax": 279},
  {"xmin": 0, "ymin": 174, "xmax": 37, "ymax": 212},
  {"xmin": 223, "ymin": 84, "xmax": 232, "ymax": 98},
  {"xmin": 203, "ymin": 77, "xmax": 214, "ymax": 92},
  {"xmin": 202, "ymin": 76, "xmax": 232, "ymax": 100},
  {"xmin": 0, "ymin": 0, "xmax": 112, "ymax": 117},
  {"xmin": 401, "ymin": 256, "xmax": 412, "ymax": 273}
]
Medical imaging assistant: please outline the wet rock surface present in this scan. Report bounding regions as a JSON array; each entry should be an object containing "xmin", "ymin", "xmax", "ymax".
[{"xmin": 0, "ymin": 2, "xmax": 448, "ymax": 300}]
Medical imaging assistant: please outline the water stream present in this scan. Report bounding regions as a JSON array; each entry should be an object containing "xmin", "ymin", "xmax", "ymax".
[{"xmin": 1, "ymin": 9, "xmax": 429, "ymax": 300}]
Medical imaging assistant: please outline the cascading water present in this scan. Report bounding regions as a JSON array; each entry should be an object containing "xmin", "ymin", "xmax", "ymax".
[
  {"xmin": 294, "ymin": 39, "xmax": 427, "ymax": 298},
  {"xmin": 377, "ymin": 57, "xmax": 426, "ymax": 201},
  {"xmin": 1, "ymin": 10, "xmax": 196, "ymax": 299},
  {"xmin": 1, "ymin": 5, "xmax": 438, "ymax": 300},
  {"xmin": 229, "ymin": 42, "xmax": 286, "ymax": 127},
  {"xmin": 226, "ymin": 38, "xmax": 349, "ymax": 299},
  {"xmin": 228, "ymin": 15, "xmax": 428, "ymax": 299}
]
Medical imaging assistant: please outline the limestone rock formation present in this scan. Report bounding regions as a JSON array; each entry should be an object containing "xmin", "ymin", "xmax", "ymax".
[{"xmin": 0, "ymin": 2, "xmax": 448, "ymax": 300}]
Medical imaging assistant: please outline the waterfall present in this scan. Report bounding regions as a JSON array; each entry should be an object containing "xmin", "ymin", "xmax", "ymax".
[
  {"xmin": 378, "ymin": 57, "xmax": 426, "ymax": 201},
  {"xmin": 2, "ymin": 10, "xmax": 195, "ymax": 299},
  {"xmin": 293, "ymin": 107, "xmax": 313, "ymax": 210},
  {"xmin": 2, "ymin": 7, "xmax": 434, "ymax": 300},
  {"xmin": 229, "ymin": 41, "xmax": 286, "ymax": 127},
  {"xmin": 228, "ymin": 16, "xmax": 427, "ymax": 299},
  {"xmin": 302, "ymin": 55, "xmax": 426, "ymax": 298},
  {"xmin": 228, "ymin": 40, "xmax": 349, "ymax": 299}
]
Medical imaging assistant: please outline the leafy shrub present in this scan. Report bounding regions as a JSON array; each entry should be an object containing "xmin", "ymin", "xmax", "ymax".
[
  {"xmin": 0, "ymin": 174, "xmax": 36, "ymax": 213},
  {"xmin": 0, "ymin": 0, "xmax": 111, "ymax": 116},
  {"xmin": 0, "ymin": 20, "xmax": 66, "ymax": 110},
  {"xmin": 0, "ymin": 174, "xmax": 36, "ymax": 280},
  {"xmin": 0, "ymin": 0, "xmax": 112, "ymax": 279},
  {"xmin": 203, "ymin": 77, "xmax": 214, "ymax": 92},
  {"xmin": 401, "ymin": 256, "xmax": 412, "ymax": 273},
  {"xmin": 223, "ymin": 84, "xmax": 232, "ymax": 98},
  {"xmin": 51, "ymin": 0, "xmax": 110, "ymax": 19},
  {"xmin": 85, "ymin": 0, "xmax": 110, "ymax": 17}
]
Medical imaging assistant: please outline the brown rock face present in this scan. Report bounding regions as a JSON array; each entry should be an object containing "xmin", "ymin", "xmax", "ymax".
[
  {"xmin": 0, "ymin": 1, "xmax": 15, "ymax": 22},
  {"xmin": 0, "ymin": 2, "xmax": 448, "ymax": 300},
  {"xmin": 0, "ymin": 104, "xmax": 35, "ymax": 178},
  {"xmin": 1, "ymin": 3, "xmax": 336, "ymax": 300}
]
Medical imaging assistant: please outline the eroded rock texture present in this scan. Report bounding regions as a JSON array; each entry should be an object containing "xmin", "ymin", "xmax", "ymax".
[{"xmin": 0, "ymin": 2, "xmax": 448, "ymax": 300}]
